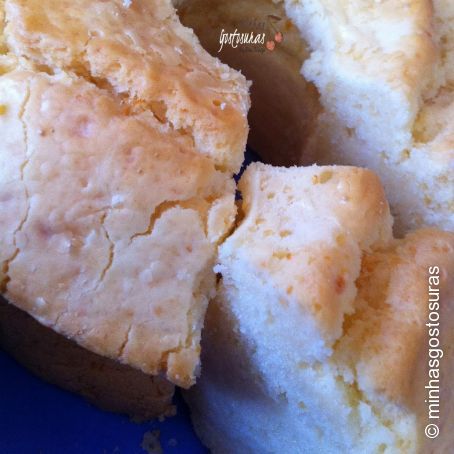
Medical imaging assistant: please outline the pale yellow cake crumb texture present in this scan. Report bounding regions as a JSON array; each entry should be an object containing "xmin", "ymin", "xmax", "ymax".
[
  {"xmin": 0, "ymin": 0, "xmax": 250, "ymax": 388},
  {"xmin": 284, "ymin": 0, "xmax": 454, "ymax": 234},
  {"xmin": 223, "ymin": 163, "xmax": 393, "ymax": 360},
  {"xmin": 185, "ymin": 163, "xmax": 454, "ymax": 453},
  {"xmin": 4, "ymin": 0, "xmax": 250, "ymax": 172}
]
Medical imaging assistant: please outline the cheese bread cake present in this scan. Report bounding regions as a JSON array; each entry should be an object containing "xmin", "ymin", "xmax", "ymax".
[{"xmin": 185, "ymin": 163, "xmax": 454, "ymax": 452}]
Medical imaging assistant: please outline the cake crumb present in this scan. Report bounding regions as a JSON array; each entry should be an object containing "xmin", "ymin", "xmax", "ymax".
[{"xmin": 141, "ymin": 429, "xmax": 162, "ymax": 454}]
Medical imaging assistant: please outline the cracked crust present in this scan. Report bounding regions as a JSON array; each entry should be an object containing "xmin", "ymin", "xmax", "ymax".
[
  {"xmin": 0, "ymin": 70, "xmax": 27, "ymax": 288},
  {"xmin": 0, "ymin": 0, "xmax": 249, "ymax": 397},
  {"xmin": 4, "ymin": 0, "xmax": 250, "ymax": 173},
  {"xmin": 185, "ymin": 164, "xmax": 454, "ymax": 452},
  {"xmin": 0, "ymin": 70, "xmax": 236, "ymax": 388}
]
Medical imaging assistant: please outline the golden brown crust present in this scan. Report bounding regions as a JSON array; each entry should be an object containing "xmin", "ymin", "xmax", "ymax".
[
  {"xmin": 187, "ymin": 164, "xmax": 454, "ymax": 452},
  {"xmin": 5, "ymin": 0, "xmax": 250, "ymax": 173},
  {"xmin": 0, "ymin": 69, "xmax": 234, "ymax": 387},
  {"xmin": 0, "ymin": 0, "xmax": 249, "ymax": 391}
]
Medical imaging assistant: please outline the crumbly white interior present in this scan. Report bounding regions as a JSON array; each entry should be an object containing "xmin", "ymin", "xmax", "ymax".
[
  {"xmin": 284, "ymin": 0, "xmax": 454, "ymax": 234},
  {"xmin": 189, "ymin": 296, "xmax": 417, "ymax": 453},
  {"xmin": 185, "ymin": 163, "xmax": 454, "ymax": 453},
  {"xmin": 174, "ymin": 0, "xmax": 453, "ymax": 234}
]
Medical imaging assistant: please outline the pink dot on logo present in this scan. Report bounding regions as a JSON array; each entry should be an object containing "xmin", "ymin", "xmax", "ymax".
[{"xmin": 266, "ymin": 40, "xmax": 275, "ymax": 51}]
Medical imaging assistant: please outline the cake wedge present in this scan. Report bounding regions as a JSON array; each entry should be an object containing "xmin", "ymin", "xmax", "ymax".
[
  {"xmin": 185, "ymin": 163, "xmax": 454, "ymax": 453},
  {"xmin": 0, "ymin": 0, "xmax": 249, "ymax": 417}
]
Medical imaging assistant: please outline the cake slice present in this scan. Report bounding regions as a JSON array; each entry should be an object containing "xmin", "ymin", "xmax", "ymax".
[
  {"xmin": 0, "ymin": 0, "xmax": 249, "ymax": 417},
  {"xmin": 185, "ymin": 163, "xmax": 454, "ymax": 452}
]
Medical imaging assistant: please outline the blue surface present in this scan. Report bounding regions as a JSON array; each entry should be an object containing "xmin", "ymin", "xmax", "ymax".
[{"xmin": 0, "ymin": 349, "xmax": 207, "ymax": 453}]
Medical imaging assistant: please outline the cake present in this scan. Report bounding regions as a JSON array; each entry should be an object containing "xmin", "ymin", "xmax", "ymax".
[
  {"xmin": 1, "ymin": 1, "xmax": 453, "ymax": 445},
  {"xmin": 0, "ymin": 0, "xmax": 249, "ymax": 416},
  {"xmin": 285, "ymin": 0, "xmax": 454, "ymax": 234},
  {"xmin": 176, "ymin": 0, "xmax": 454, "ymax": 234},
  {"xmin": 185, "ymin": 163, "xmax": 454, "ymax": 453}
]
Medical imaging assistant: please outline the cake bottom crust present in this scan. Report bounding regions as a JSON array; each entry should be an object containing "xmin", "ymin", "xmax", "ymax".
[{"xmin": 0, "ymin": 297, "xmax": 175, "ymax": 421}]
